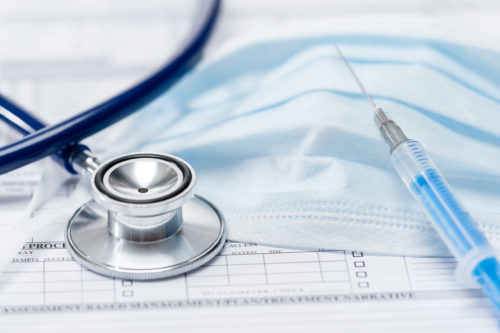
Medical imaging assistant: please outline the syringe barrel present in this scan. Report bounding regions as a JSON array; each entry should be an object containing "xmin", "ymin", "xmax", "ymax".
[
  {"xmin": 390, "ymin": 140, "xmax": 490, "ymax": 259},
  {"xmin": 390, "ymin": 140, "xmax": 500, "ymax": 312}
]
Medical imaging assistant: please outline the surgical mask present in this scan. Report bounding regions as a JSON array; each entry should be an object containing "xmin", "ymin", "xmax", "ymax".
[{"xmin": 97, "ymin": 35, "xmax": 500, "ymax": 257}]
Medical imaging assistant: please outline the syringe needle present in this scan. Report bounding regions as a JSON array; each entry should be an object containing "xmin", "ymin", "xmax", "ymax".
[
  {"xmin": 335, "ymin": 45, "xmax": 407, "ymax": 149},
  {"xmin": 334, "ymin": 45, "xmax": 377, "ymax": 108}
]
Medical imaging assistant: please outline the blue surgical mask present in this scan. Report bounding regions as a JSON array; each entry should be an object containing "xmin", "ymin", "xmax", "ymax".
[{"xmin": 102, "ymin": 36, "xmax": 500, "ymax": 257}]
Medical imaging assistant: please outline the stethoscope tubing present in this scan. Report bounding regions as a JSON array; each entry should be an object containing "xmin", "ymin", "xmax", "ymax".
[{"xmin": 0, "ymin": 0, "xmax": 221, "ymax": 175}]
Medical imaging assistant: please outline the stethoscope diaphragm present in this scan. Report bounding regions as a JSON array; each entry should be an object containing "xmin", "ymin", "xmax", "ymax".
[{"xmin": 65, "ymin": 153, "xmax": 226, "ymax": 280}]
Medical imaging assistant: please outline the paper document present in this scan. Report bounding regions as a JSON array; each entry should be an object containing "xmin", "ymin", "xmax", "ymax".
[{"xmin": 0, "ymin": 239, "xmax": 498, "ymax": 331}]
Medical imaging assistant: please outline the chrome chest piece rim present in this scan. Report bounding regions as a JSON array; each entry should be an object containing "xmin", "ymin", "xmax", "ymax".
[{"xmin": 65, "ymin": 153, "xmax": 226, "ymax": 280}]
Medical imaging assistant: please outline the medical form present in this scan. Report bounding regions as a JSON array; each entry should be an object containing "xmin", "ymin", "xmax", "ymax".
[{"xmin": 0, "ymin": 230, "xmax": 498, "ymax": 331}]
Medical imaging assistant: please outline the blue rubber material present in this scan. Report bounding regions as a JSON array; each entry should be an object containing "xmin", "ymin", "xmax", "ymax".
[
  {"xmin": 0, "ymin": 0, "xmax": 220, "ymax": 174},
  {"xmin": 0, "ymin": 94, "xmax": 88, "ymax": 172},
  {"xmin": 0, "ymin": 94, "xmax": 45, "ymax": 134}
]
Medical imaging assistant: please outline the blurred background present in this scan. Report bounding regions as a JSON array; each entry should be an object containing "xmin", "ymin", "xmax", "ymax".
[{"xmin": 0, "ymin": 0, "xmax": 499, "ymax": 144}]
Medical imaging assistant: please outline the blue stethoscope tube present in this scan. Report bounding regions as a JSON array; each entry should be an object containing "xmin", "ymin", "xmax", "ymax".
[{"xmin": 0, "ymin": 0, "xmax": 220, "ymax": 175}]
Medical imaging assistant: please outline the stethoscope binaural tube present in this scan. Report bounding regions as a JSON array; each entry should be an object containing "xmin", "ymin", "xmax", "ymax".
[{"xmin": 0, "ymin": 0, "xmax": 221, "ymax": 175}]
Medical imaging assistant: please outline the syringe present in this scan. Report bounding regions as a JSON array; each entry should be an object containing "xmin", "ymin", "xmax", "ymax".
[{"xmin": 335, "ymin": 45, "xmax": 500, "ymax": 313}]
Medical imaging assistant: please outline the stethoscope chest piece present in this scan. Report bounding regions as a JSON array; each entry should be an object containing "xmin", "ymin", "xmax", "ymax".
[{"xmin": 65, "ymin": 153, "xmax": 226, "ymax": 280}]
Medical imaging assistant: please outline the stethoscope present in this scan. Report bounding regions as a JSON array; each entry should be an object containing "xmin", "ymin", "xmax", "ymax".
[{"xmin": 0, "ymin": 0, "xmax": 225, "ymax": 280}]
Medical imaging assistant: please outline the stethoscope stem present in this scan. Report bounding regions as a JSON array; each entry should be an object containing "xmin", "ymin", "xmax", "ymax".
[{"xmin": 69, "ymin": 149, "xmax": 101, "ymax": 178}]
